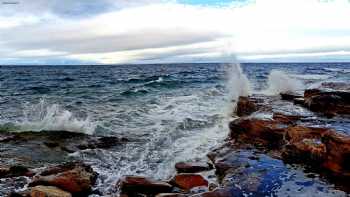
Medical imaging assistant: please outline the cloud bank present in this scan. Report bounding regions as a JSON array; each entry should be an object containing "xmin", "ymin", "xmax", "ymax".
[{"xmin": 0, "ymin": 0, "xmax": 350, "ymax": 64}]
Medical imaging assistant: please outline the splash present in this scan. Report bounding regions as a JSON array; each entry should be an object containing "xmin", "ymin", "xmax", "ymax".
[
  {"xmin": 265, "ymin": 70, "xmax": 304, "ymax": 95},
  {"xmin": 13, "ymin": 99, "xmax": 95, "ymax": 134},
  {"xmin": 225, "ymin": 63, "xmax": 251, "ymax": 115}
]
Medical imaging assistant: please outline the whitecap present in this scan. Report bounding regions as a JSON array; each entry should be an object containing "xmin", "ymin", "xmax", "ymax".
[{"xmin": 10, "ymin": 99, "xmax": 96, "ymax": 135}]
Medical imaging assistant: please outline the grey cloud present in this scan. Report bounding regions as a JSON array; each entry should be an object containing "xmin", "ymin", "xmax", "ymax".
[{"xmin": 0, "ymin": 0, "xmax": 164, "ymax": 17}]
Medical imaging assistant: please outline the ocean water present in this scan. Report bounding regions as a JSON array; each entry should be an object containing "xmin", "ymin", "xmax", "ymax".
[{"xmin": 0, "ymin": 63, "xmax": 349, "ymax": 195}]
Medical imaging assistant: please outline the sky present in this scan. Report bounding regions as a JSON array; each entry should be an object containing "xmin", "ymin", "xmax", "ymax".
[{"xmin": 0, "ymin": 0, "xmax": 350, "ymax": 64}]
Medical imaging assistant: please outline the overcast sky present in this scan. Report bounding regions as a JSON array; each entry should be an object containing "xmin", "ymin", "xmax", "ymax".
[{"xmin": 1, "ymin": 0, "xmax": 350, "ymax": 64}]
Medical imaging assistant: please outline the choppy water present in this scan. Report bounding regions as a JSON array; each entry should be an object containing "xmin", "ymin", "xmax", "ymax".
[{"xmin": 0, "ymin": 63, "xmax": 349, "ymax": 195}]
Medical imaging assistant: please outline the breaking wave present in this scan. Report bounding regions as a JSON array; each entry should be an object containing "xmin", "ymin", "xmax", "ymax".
[{"xmin": 2, "ymin": 99, "xmax": 96, "ymax": 135}]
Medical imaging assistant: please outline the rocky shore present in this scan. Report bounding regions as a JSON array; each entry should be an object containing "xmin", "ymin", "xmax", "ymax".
[{"xmin": 1, "ymin": 82, "xmax": 350, "ymax": 196}]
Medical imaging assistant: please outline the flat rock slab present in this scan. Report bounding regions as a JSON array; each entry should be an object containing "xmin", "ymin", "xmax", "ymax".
[{"xmin": 0, "ymin": 130, "xmax": 128, "ymax": 168}]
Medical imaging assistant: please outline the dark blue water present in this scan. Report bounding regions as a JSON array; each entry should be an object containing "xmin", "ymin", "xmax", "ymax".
[{"xmin": 0, "ymin": 63, "xmax": 349, "ymax": 195}]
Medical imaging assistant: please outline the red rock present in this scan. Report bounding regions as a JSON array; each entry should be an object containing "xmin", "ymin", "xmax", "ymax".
[
  {"xmin": 29, "ymin": 162, "xmax": 97, "ymax": 195},
  {"xmin": 175, "ymin": 162, "xmax": 212, "ymax": 173},
  {"xmin": 170, "ymin": 174, "xmax": 208, "ymax": 190},
  {"xmin": 117, "ymin": 176, "xmax": 172, "ymax": 195},
  {"xmin": 229, "ymin": 118, "xmax": 285, "ymax": 148},
  {"xmin": 272, "ymin": 113, "xmax": 302, "ymax": 125},
  {"xmin": 30, "ymin": 185, "xmax": 72, "ymax": 197},
  {"xmin": 234, "ymin": 96, "xmax": 257, "ymax": 117},
  {"xmin": 322, "ymin": 133, "xmax": 350, "ymax": 176}
]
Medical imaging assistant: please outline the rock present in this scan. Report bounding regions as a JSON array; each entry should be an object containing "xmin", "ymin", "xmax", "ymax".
[
  {"xmin": 0, "ymin": 130, "xmax": 129, "ymax": 168},
  {"xmin": 30, "ymin": 186, "xmax": 72, "ymax": 197},
  {"xmin": 117, "ymin": 176, "xmax": 172, "ymax": 195},
  {"xmin": 29, "ymin": 162, "xmax": 97, "ymax": 195},
  {"xmin": 272, "ymin": 113, "xmax": 302, "ymax": 125},
  {"xmin": 229, "ymin": 118, "xmax": 285, "ymax": 148},
  {"xmin": 280, "ymin": 92, "xmax": 302, "ymax": 101},
  {"xmin": 170, "ymin": 174, "xmax": 208, "ymax": 191},
  {"xmin": 0, "ymin": 165, "xmax": 33, "ymax": 178},
  {"xmin": 321, "ymin": 133, "xmax": 350, "ymax": 176},
  {"xmin": 175, "ymin": 162, "xmax": 212, "ymax": 173},
  {"xmin": 234, "ymin": 96, "xmax": 257, "ymax": 117},
  {"xmin": 304, "ymin": 89, "xmax": 350, "ymax": 116},
  {"xmin": 319, "ymin": 82, "xmax": 350, "ymax": 91},
  {"xmin": 156, "ymin": 193, "xmax": 187, "ymax": 197}
]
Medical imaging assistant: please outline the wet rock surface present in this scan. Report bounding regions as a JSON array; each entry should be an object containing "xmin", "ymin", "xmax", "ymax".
[
  {"xmin": 234, "ymin": 96, "xmax": 257, "ymax": 117},
  {"xmin": 117, "ymin": 176, "xmax": 173, "ymax": 195},
  {"xmin": 170, "ymin": 174, "xmax": 208, "ymax": 191},
  {"xmin": 175, "ymin": 162, "xmax": 213, "ymax": 173},
  {"xmin": 0, "ymin": 130, "xmax": 128, "ymax": 168},
  {"xmin": 29, "ymin": 162, "xmax": 98, "ymax": 195}
]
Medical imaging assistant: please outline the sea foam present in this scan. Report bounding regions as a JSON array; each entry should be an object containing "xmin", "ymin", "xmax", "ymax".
[{"xmin": 14, "ymin": 99, "xmax": 95, "ymax": 134}]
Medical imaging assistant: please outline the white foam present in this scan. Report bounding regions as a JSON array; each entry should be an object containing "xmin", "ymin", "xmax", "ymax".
[
  {"xmin": 264, "ymin": 70, "xmax": 304, "ymax": 95},
  {"xmin": 226, "ymin": 63, "xmax": 251, "ymax": 100},
  {"xmin": 13, "ymin": 99, "xmax": 96, "ymax": 135},
  {"xmin": 290, "ymin": 74, "xmax": 330, "ymax": 80}
]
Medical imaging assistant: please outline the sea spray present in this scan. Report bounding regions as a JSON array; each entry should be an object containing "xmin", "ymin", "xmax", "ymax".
[
  {"xmin": 265, "ymin": 70, "xmax": 304, "ymax": 95},
  {"xmin": 14, "ymin": 99, "xmax": 96, "ymax": 134},
  {"xmin": 225, "ymin": 63, "xmax": 251, "ymax": 115}
]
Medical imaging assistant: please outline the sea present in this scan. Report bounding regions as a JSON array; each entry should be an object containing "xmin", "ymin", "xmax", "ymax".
[{"xmin": 0, "ymin": 63, "xmax": 349, "ymax": 195}]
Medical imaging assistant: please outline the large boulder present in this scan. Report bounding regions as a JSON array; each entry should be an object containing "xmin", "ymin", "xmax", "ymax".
[
  {"xmin": 29, "ymin": 162, "xmax": 97, "ymax": 195},
  {"xmin": 117, "ymin": 176, "xmax": 172, "ymax": 195}
]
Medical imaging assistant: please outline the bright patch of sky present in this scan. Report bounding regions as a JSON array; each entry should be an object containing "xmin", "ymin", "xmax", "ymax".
[{"xmin": 0, "ymin": 0, "xmax": 350, "ymax": 64}]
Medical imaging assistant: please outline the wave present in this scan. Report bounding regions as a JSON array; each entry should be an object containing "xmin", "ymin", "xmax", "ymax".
[
  {"xmin": 323, "ymin": 68, "xmax": 350, "ymax": 73},
  {"xmin": 264, "ymin": 70, "xmax": 304, "ymax": 95},
  {"xmin": 121, "ymin": 87, "xmax": 149, "ymax": 96},
  {"xmin": 1, "ymin": 99, "xmax": 96, "ymax": 135},
  {"xmin": 290, "ymin": 74, "xmax": 330, "ymax": 80},
  {"xmin": 125, "ymin": 75, "xmax": 169, "ymax": 83}
]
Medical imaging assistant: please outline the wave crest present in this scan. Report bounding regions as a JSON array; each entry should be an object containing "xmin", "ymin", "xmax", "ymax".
[{"xmin": 8, "ymin": 99, "xmax": 96, "ymax": 135}]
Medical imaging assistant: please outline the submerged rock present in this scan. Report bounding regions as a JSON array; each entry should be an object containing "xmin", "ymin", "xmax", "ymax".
[
  {"xmin": 117, "ymin": 176, "xmax": 173, "ymax": 195},
  {"xmin": 29, "ymin": 162, "xmax": 97, "ymax": 195},
  {"xmin": 175, "ymin": 162, "xmax": 213, "ymax": 173},
  {"xmin": 0, "ymin": 165, "xmax": 33, "ymax": 178},
  {"xmin": 170, "ymin": 174, "xmax": 208, "ymax": 191}
]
